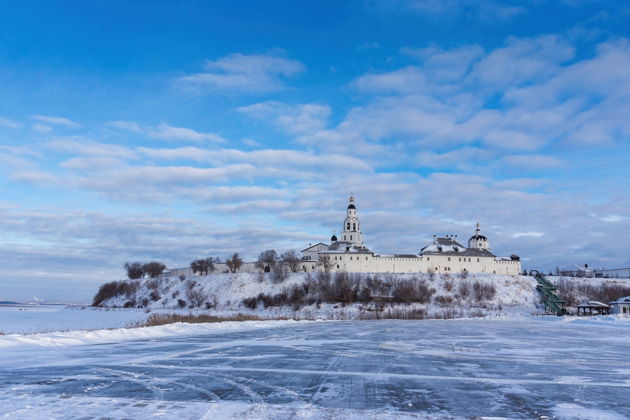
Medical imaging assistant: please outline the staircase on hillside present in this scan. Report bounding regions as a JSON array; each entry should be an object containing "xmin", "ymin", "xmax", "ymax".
[{"xmin": 531, "ymin": 271, "xmax": 566, "ymax": 316}]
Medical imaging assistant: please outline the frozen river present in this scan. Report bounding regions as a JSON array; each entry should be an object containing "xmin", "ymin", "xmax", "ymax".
[{"xmin": 1, "ymin": 318, "xmax": 629, "ymax": 419}]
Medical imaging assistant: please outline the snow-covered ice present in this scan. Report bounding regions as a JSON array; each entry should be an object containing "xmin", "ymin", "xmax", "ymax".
[
  {"xmin": 1, "ymin": 317, "xmax": 630, "ymax": 419},
  {"xmin": 0, "ymin": 305, "xmax": 148, "ymax": 334}
]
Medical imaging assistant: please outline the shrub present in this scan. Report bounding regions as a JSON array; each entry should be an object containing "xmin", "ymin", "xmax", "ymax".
[
  {"xmin": 185, "ymin": 279, "xmax": 197, "ymax": 291},
  {"xmin": 434, "ymin": 295, "xmax": 453, "ymax": 306},
  {"xmin": 443, "ymin": 278, "xmax": 454, "ymax": 292},
  {"xmin": 134, "ymin": 313, "xmax": 267, "ymax": 327},
  {"xmin": 458, "ymin": 280, "xmax": 471, "ymax": 300},
  {"xmin": 472, "ymin": 281, "xmax": 496, "ymax": 302},
  {"xmin": 186, "ymin": 286, "xmax": 208, "ymax": 307},
  {"xmin": 177, "ymin": 299, "xmax": 186, "ymax": 308},
  {"xmin": 392, "ymin": 280, "xmax": 434, "ymax": 304},
  {"xmin": 146, "ymin": 278, "xmax": 160, "ymax": 291},
  {"xmin": 92, "ymin": 280, "xmax": 139, "ymax": 306},
  {"xmin": 149, "ymin": 291, "xmax": 161, "ymax": 302},
  {"xmin": 242, "ymin": 297, "xmax": 257, "ymax": 309}
]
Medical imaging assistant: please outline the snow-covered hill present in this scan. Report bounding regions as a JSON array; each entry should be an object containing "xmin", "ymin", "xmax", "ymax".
[{"xmin": 96, "ymin": 272, "xmax": 542, "ymax": 319}]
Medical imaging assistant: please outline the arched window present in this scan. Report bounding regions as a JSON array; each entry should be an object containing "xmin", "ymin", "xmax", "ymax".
[
  {"xmin": 347, "ymin": 222, "xmax": 350, "ymax": 230},
  {"xmin": 353, "ymin": 223, "xmax": 356, "ymax": 231}
]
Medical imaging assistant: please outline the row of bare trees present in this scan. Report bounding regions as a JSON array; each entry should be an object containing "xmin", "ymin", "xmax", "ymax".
[
  {"xmin": 190, "ymin": 253, "xmax": 244, "ymax": 274},
  {"xmin": 124, "ymin": 261, "xmax": 167, "ymax": 279}
]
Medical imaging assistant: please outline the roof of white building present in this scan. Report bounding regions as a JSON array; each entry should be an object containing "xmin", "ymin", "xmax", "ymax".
[
  {"xmin": 610, "ymin": 296, "xmax": 630, "ymax": 304},
  {"xmin": 420, "ymin": 237, "xmax": 496, "ymax": 257},
  {"xmin": 301, "ymin": 242, "xmax": 329, "ymax": 252},
  {"xmin": 319, "ymin": 241, "xmax": 373, "ymax": 254}
]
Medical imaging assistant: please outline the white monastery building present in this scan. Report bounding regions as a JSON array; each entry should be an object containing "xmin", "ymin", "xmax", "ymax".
[{"xmin": 300, "ymin": 195, "xmax": 522, "ymax": 275}]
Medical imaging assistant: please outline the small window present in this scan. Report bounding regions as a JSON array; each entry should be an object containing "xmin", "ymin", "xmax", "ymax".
[
  {"xmin": 477, "ymin": 258, "xmax": 480, "ymax": 262},
  {"xmin": 448, "ymin": 257, "xmax": 451, "ymax": 261},
  {"xmin": 347, "ymin": 223, "xmax": 350, "ymax": 230},
  {"xmin": 350, "ymin": 235, "xmax": 352, "ymax": 240},
  {"xmin": 353, "ymin": 223, "xmax": 356, "ymax": 230},
  {"xmin": 337, "ymin": 264, "xmax": 340, "ymax": 269},
  {"xmin": 427, "ymin": 257, "xmax": 430, "ymax": 261},
  {"xmin": 350, "ymin": 256, "xmax": 352, "ymax": 260},
  {"xmin": 365, "ymin": 257, "xmax": 368, "ymax": 260}
]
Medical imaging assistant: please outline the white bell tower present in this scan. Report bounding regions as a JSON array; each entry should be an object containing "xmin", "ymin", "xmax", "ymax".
[
  {"xmin": 468, "ymin": 222, "xmax": 490, "ymax": 251},
  {"xmin": 341, "ymin": 194, "xmax": 363, "ymax": 246}
]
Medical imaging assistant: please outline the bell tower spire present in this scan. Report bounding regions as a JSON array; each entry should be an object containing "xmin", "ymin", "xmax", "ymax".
[{"xmin": 342, "ymin": 194, "xmax": 363, "ymax": 246}]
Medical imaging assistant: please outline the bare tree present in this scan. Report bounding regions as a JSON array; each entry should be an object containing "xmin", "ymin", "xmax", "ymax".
[
  {"xmin": 272, "ymin": 264, "xmax": 290, "ymax": 283},
  {"xmin": 226, "ymin": 253, "xmax": 244, "ymax": 273},
  {"xmin": 256, "ymin": 250, "xmax": 277, "ymax": 272},
  {"xmin": 319, "ymin": 254, "xmax": 332, "ymax": 273},
  {"xmin": 281, "ymin": 250, "xmax": 301, "ymax": 273},
  {"xmin": 190, "ymin": 257, "xmax": 217, "ymax": 275},
  {"xmin": 124, "ymin": 262, "xmax": 144, "ymax": 279},
  {"xmin": 142, "ymin": 261, "xmax": 166, "ymax": 278}
]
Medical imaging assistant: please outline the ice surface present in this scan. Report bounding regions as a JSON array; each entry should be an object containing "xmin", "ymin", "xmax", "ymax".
[
  {"xmin": 1, "ymin": 317, "xmax": 629, "ymax": 419},
  {"xmin": 0, "ymin": 305, "xmax": 148, "ymax": 334}
]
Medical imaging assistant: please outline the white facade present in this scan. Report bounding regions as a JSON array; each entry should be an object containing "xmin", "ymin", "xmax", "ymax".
[
  {"xmin": 299, "ymin": 195, "xmax": 522, "ymax": 275},
  {"xmin": 610, "ymin": 297, "xmax": 630, "ymax": 315}
]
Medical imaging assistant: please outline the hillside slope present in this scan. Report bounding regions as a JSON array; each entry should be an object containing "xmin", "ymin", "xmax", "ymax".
[{"xmin": 96, "ymin": 272, "xmax": 541, "ymax": 319}]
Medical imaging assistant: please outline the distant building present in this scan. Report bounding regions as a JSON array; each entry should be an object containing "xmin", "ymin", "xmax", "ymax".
[
  {"xmin": 299, "ymin": 195, "xmax": 521, "ymax": 275},
  {"xmin": 610, "ymin": 297, "xmax": 630, "ymax": 315}
]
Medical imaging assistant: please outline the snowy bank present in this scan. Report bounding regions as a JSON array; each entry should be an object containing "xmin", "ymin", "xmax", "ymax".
[{"xmin": 0, "ymin": 319, "xmax": 300, "ymax": 349}]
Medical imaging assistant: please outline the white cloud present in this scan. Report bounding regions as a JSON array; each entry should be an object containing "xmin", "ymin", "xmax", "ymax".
[
  {"xmin": 105, "ymin": 121, "xmax": 227, "ymax": 143},
  {"xmin": 31, "ymin": 115, "xmax": 80, "ymax": 128},
  {"xmin": 601, "ymin": 215, "xmax": 624, "ymax": 223},
  {"xmin": 0, "ymin": 117, "xmax": 19, "ymax": 129},
  {"xmin": 503, "ymin": 154, "xmax": 563, "ymax": 169},
  {"xmin": 105, "ymin": 120, "xmax": 142, "ymax": 133},
  {"xmin": 354, "ymin": 66, "xmax": 428, "ymax": 95},
  {"xmin": 237, "ymin": 101, "xmax": 331, "ymax": 135},
  {"xmin": 512, "ymin": 232, "xmax": 545, "ymax": 238},
  {"xmin": 468, "ymin": 35, "xmax": 575, "ymax": 92},
  {"xmin": 176, "ymin": 53, "xmax": 305, "ymax": 94},
  {"xmin": 47, "ymin": 138, "xmax": 135, "ymax": 159},
  {"xmin": 241, "ymin": 138, "xmax": 263, "ymax": 148},
  {"xmin": 32, "ymin": 123, "xmax": 53, "ymax": 133},
  {"xmin": 400, "ymin": 0, "xmax": 527, "ymax": 20},
  {"xmin": 148, "ymin": 123, "xmax": 227, "ymax": 143}
]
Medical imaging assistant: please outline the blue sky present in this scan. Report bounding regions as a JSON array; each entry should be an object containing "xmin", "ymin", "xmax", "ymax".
[{"xmin": 1, "ymin": 0, "xmax": 630, "ymax": 302}]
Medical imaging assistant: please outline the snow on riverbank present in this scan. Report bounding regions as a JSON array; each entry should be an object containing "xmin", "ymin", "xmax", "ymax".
[{"xmin": 0, "ymin": 318, "xmax": 300, "ymax": 349}]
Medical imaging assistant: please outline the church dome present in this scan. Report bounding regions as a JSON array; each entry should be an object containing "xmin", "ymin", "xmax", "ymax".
[
  {"xmin": 469, "ymin": 234, "xmax": 487, "ymax": 241},
  {"xmin": 347, "ymin": 204, "xmax": 356, "ymax": 210},
  {"xmin": 331, "ymin": 234, "xmax": 338, "ymax": 242}
]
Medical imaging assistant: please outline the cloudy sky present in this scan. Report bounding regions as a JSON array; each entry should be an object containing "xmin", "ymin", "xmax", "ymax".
[{"xmin": 1, "ymin": 0, "xmax": 630, "ymax": 302}]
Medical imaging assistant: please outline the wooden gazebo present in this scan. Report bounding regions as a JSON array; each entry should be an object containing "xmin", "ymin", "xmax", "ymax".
[{"xmin": 576, "ymin": 300, "xmax": 611, "ymax": 316}]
